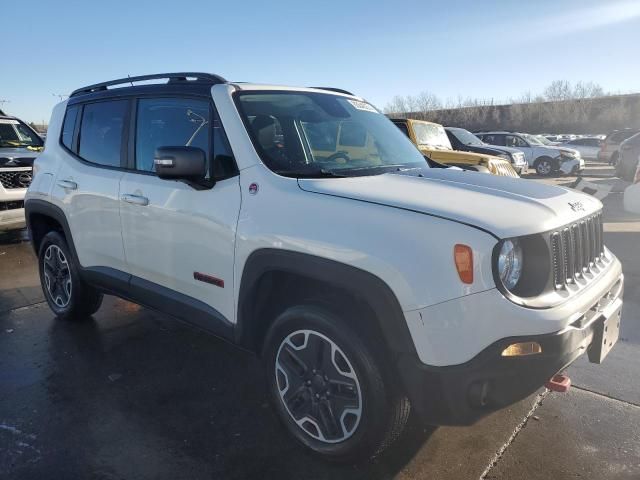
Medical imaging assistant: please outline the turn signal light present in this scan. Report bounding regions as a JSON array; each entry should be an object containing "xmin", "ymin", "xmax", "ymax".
[
  {"xmin": 501, "ymin": 342, "xmax": 543, "ymax": 357},
  {"xmin": 454, "ymin": 244, "xmax": 473, "ymax": 284}
]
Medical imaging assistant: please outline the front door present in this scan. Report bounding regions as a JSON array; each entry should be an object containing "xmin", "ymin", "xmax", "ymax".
[{"xmin": 119, "ymin": 96, "xmax": 240, "ymax": 325}]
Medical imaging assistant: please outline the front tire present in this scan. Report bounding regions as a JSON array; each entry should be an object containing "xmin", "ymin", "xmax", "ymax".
[
  {"xmin": 263, "ymin": 304, "xmax": 410, "ymax": 463},
  {"xmin": 38, "ymin": 231, "xmax": 103, "ymax": 321},
  {"xmin": 534, "ymin": 157, "xmax": 554, "ymax": 176}
]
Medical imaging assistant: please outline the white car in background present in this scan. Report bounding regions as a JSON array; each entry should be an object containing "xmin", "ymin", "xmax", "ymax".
[
  {"xmin": 476, "ymin": 131, "xmax": 584, "ymax": 176},
  {"xmin": 0, "ymin": 115, "xmax": 42, "ymax": 231},
  {"xmin": 560, "ymin": 137, "xmax": 602, "ymax": 160},
  {"xmin": 623, "ymin": 160, "xmax": 640, "ymax": 214}
]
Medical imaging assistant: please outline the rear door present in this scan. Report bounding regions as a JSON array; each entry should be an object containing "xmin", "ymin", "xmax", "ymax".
[
  {"xmin": 51, "ymin": 100, "xmax": 128, "ymax": 271},
  {"xmin": 119, "ymin": 95, "xmax": 240, "ymax": 326}
]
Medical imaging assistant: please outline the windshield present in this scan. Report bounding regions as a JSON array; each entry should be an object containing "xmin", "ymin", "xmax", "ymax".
[
  {"xmin": 449, "ymin": 128, "xmax": 483, "ymax": 146},
  {"xmin": 412, "ymin": 122, "xmax": 452, "ymax": 149},
  {"xmin": 0, "ymin": 119, "xmax": 44, "ymax": 149},
  {"xmin": 523, "ymin": 133, "xmax": 544, "ymax": 146},
  {"xmin": 236, "ymin": 92, "xmax": 427, "ymax": 177}
]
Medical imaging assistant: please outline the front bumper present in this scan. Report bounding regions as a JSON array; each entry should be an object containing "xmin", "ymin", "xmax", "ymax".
[
  {"xmin": 399, "ymin": 274, "xmax": 623, "ymax": 425},
  {"xmin": 0, "ymin": 205, "xmax": 26, "ymax": 231}
]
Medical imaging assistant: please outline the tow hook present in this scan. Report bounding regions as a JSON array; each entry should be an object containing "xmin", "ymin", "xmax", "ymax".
[{"xmin": 545, "ymin": 373, "xmax": 571, "ymax": 393}]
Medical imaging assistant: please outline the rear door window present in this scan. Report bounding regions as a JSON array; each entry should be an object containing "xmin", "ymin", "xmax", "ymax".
[{"xmin": 78, "ymin": 100, "xmax": 128, "ymax": 167}]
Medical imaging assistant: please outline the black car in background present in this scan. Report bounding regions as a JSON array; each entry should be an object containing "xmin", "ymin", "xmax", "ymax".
[
  {"xmin": 616, "ymin": 132, "xmax": 640, "ymax": 182},
  {"xmin": 445, "ymin": 127, "xmax": 528, "ymax": 174}
]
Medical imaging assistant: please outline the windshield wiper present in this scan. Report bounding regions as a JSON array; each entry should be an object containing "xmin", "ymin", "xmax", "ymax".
[{"xmin": 275, "ymin": 168, "xmax": 348, "ymax": 178}]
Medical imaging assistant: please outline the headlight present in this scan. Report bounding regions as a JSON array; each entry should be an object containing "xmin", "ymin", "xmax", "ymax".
[{"xmin": 498, "ymin": 239, "xmax": 523, "ymax": 290}]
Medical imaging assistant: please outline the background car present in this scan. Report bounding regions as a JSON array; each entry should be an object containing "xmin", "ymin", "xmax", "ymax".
[
  {"xmin": 560, "ymin": 137, "xmax": 603, "ymax": 160},
  {"xmin": 623, "ymin": 161, "xmax": 640, "ymax": 214},
  {"xmin": 445, "ymin": 127, "xmax": 528, "ymax": 174},
  {"xmin": 476, "ymin": 131, "xmax": 584, "ymax": 176},
  {"xmin": 0, "ymin": 114, "xmax": 41, "ymax": 231},
  {"xmin": 615, "ymin": 132, "xmax": 640, "ymax": 182},
  {"xmin": 598, "ymin": 128, "xmax": 640, "ymax": 165},
  {"xmin": 392, "ymin": 119, "xmax": 519, "ymax": 177}
]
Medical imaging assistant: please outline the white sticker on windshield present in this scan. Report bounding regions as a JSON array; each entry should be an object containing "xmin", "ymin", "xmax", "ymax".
[{"xmin": 347, "ymin": 99, "xmax": 378, "ymax": 113}]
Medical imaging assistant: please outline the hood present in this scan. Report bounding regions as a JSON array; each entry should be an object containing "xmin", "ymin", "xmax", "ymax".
[
  {"xmin": 298, "ymin": 168, "xmax": 601, "ymax": 238},
  {"xmin": 0, "ymin": 148, "xmax": 40, "ymax": 167},
  {"xmin": 419, "ymin": 146, "xmax": 501, "ymax": 162},
  {"xmin": 536, "ymin": 144, "xmax": 579, "ymax": 157},
  {"xmin": 459, "ymin": 144, "xmax": 521, "ymax": 159}
]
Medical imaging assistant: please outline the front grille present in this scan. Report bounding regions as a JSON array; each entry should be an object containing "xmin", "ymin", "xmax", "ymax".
[
  {"xmin": 0, "ymin": 200, "xmax": 24, "ymax": 211},
  {"xmin": 494, "ymin": 162, "xmax": 519, "ymax": 178},
  {"xmin": 550, "ymin": 212, "xmax": 604, "ymax": 289},
  {"xmin": 0, "ymin": 168, "xmax": 33, "ymax": 189}
]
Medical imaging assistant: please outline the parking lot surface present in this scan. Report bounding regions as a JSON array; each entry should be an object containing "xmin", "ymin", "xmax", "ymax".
[{"xmin": 1, "ymin": 162, "xmax": 639, "ymax": 479}]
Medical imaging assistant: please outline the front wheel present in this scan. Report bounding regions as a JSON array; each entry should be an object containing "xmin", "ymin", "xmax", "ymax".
[
  {"xmin": 534, "ymin": 157, "xmax": 554, "ymax": 176},
  {"xmin": 263, "ymin": 305, "xmax": 410, "ymax": 463},
  {"xmin": 38, "ymin": 231, "xmax": 103, "ymax": 321}
]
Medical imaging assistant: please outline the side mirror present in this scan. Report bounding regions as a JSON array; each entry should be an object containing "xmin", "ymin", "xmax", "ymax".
[{"xmin": 154, "ymin": 146, "xmax": 206, "ymax": 180}]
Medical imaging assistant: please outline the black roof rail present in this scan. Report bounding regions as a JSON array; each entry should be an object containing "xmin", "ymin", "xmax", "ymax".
[
  {"xmin": 311, "ymin": 87, "xmax": 354, "ymax": 96},
  {"xmin": 70, "ymin": 72, "xmax": 228, "ymax": 97}
]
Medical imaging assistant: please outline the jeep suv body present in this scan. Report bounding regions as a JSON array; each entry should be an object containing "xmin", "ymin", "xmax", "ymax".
[
  {"xmin": 0, "ymin": 115, "xmax": 41, "ymax": 231},
  {"xmin": 392, "ymin": 119, "xmax": 519, "ymax": 177},
  {"xmin": 26, "ymin": 73, "xmax": 623, "ymax": 462},
  {"xmin": 476, "ymin": 131, "xmax": 584, "ymax": 176}
]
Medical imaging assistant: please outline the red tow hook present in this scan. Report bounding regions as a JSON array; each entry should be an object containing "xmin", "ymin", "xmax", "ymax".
[{"xmin": 545, "ymin": 373, "xmax": 571, "ymax": 393}]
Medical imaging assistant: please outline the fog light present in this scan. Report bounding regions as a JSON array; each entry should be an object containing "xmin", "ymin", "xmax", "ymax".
[{"xmin": 501, "ymin": 342, "xmax": 542, "ymax": 357}]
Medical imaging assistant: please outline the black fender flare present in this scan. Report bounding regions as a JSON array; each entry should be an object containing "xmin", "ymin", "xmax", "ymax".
[
  {"xmin": 235, "ymin": 248, "xmax": 418, "ymax": 359},
  {"xmin": 24, "ymin": 199, "xmax": 80, "ymax": 263}
]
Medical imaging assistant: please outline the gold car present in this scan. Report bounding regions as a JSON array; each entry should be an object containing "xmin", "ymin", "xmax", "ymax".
[{"xmin": 391, "ymin": 118, "xmax": 519, "ymax": 177}]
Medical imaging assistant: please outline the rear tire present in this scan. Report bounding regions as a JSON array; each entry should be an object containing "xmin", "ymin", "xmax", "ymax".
[
  {"xmin": 38, "ymin": 231, "xmax": 103, "ymax": 321},
  {"xmin": 263, "ymin": 304, "xmax": 410, "ymax": 463}
]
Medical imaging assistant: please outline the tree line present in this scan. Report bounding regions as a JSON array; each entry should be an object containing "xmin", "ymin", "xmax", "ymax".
[{"xmin": 383, "ymin": 81, "xmax": 640, "ymax": 134}]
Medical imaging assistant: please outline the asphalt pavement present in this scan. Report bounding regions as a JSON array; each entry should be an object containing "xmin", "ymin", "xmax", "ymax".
[{"xmin": 1, "ymin": 162, "xmax": 638, "ymax": 479}]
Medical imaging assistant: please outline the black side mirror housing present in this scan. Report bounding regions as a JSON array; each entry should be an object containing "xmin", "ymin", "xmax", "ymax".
[{"xmin": 154, "ymin": 146, "xmax": 207, "ymax": 180}]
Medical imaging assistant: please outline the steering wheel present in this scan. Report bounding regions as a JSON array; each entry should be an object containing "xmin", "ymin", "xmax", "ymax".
[{"xmin": 325, "ymin": 151, "xmax": 351, "ymax": 164}]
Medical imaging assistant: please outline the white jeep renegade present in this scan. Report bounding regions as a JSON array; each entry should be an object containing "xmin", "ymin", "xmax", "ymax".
[{"xmin": 25, "ymin": 73, "xmax": 623, "ymax": 462}]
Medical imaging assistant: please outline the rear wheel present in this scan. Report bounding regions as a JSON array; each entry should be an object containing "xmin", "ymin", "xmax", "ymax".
[
  {"xmin": 38, "ymin": 231, "xmax": 103, "ymax": 321},
  {"xmin": 264, "ymin": 304, "xmax": 410, "ymax": 462}
]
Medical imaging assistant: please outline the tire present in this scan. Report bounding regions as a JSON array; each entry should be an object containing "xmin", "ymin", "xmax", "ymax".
[
  {"xmin": 610, "ymin": 151, "xmax": 619, "ymax": 166},
  {"xmin": 38, "ymin": 231, "xmax": 103, "ymax": 321},
  {"xmin": 534, "ymin": 157, "xmax": 554, "ymax": 176},
  {"xmin": 263, "ymin": 304, "xmax": 410, "ymax": 463}
]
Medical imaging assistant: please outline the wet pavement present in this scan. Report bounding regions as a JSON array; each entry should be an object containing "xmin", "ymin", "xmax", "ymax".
[{"xmin": 1, "ymin": 163, "xmax": 639, "ymax": 479}]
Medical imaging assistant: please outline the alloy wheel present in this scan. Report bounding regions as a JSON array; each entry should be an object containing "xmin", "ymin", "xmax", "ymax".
[
  {"xmin": 43, "ymin": 244, "xmax": 72, "ymax": 308},
  {"xmin": 275, "ymin": 329, "xmax": 362, "ymax": 443},
  {"xmin": 537, "ymin": 160, "xmax": 552, "ymax": 175}
]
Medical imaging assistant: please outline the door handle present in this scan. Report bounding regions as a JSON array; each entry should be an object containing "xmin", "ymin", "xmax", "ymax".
[
  {"xmin": 57, "ymin": 179, "xmax": 78, "ymax": 190},
  {"xmin": 121, "ymin": 194, "xmax": 149, "ymax": 206}
]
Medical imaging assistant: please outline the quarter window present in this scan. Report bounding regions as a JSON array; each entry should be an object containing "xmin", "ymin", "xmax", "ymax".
[
  {"xmin": 78, "ymin": 100, "xmax": 128, "ymax": 167},
  {"xmin": 61, "ymin": 105, "xmax": 79, "ymax": 150},
  {"xmin": 506, "ymin": 135, "xmax": 528, "ymax": 148}
]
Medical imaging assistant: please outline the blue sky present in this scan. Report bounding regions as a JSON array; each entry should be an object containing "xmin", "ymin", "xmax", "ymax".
[{"xmin": 2, "ymin": 0, "xmax": 640, "ymax": 122}]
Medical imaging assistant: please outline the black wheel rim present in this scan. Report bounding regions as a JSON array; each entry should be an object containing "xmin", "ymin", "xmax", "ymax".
[
  {"xmin": 43, "ymin": 244, "xmax": 72, "ymax": 308},
  {"xmin": 275, "ymin": 329, "xmax": 362, "ymax": 443}
]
